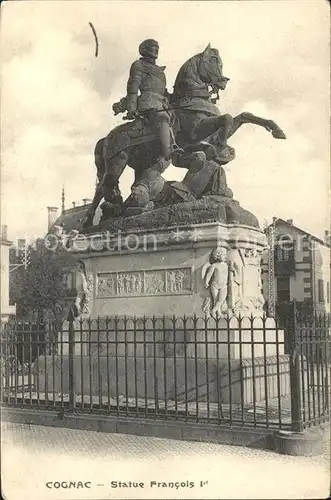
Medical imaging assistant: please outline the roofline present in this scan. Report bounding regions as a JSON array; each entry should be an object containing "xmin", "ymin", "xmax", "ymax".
[
  {"xmin": 0, "ymin": 238, "xmax": 13, "ymax": 247},
  {"xmin": 267, "ymin": 218, "xmax": 330, "ymax": 247},
  {"xmin": 58, "ymin": 204, "xmax": 91, "ymax": 214},
  {"xmin": 48, "ymin": 203, "xmax": 92, "ymax": 233}
]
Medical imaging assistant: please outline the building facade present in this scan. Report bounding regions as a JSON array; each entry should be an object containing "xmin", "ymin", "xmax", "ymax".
[
  {"xmin": 261, "ymin": 219, "xmax": 330, "ymax": 321},
  {"xmin": 1, "ymin": 226, "xmax": 16, "ymax": 322}
]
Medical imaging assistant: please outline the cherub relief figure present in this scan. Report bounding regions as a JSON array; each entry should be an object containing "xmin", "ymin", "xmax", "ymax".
[{"xmin": 202, "ymin": 247, "xmax": 229, "ymax": 318}]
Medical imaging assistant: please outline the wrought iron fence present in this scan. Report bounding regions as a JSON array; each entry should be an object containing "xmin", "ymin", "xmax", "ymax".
[
  {"xmin": 1, "ymin": 307, "xmax": 330, "ymax": 432},
  {"xmin": 288, "ymin": 305, "xmax": 330, "ymax": 430}
]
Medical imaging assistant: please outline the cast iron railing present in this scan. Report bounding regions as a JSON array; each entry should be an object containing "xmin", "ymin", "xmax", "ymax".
[{"xmin": 1, "ymin": 307, "xmax": 330, "ymax": 432}]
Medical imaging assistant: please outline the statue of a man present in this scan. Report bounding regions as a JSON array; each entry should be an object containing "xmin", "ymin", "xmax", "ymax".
[{"xmin": 117, "ymin": 39, "xmax": 182, "ymax": 164}]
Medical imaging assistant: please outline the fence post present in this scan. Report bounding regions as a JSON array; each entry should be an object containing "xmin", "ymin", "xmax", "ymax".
[
  {"xmin": 0, "ymin": 324, "xmax": 5, "ymax": 404},
  {"xmin": 289, "ymin": 300, "xmax": 304, "ymax": 432},
  {"xmin": 68, "ymin": 308, "xmax": 76, "ymax": 413}
]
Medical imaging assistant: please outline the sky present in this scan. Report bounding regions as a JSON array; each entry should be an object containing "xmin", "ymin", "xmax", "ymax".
[{"xmin": 1, "ymin": 0, "xmax": 330, "ymax": 241}]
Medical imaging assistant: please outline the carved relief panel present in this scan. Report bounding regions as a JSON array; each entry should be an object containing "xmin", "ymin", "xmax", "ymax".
[{"xmin": 97, "ymin": 267, "xmax": 192, "ymax": 298}]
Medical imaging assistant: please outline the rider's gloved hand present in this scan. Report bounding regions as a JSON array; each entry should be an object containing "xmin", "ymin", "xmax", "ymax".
[{"xmin": 126, "ymin": 110, "xmax": 139, "ymax": 120}]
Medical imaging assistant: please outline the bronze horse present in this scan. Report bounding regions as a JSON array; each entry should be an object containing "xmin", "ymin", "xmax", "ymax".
[{"xmin": 82, "ymin": 44, "xmax": 285, "ymax": 228}]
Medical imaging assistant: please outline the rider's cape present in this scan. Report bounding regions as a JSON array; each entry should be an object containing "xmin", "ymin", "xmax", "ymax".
[{"xmin": 103, "ymin": 119, "xmax": 156, "ymax": 160}]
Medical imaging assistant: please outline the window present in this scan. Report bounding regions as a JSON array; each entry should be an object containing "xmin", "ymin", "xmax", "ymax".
[
  {"xmin": 277, "ymin": 277, "xmax": 290, "ymax": 303},
  {"xmin": 318, "ymin": 279, "xmax": 324, "ymax": 303},
  {"xmin": 275, "ymin": 236, "xmax": 294, "ymax": 262},
  {"xmin": 327, "ymin": 282, "xmax": 330, "ymax": 304},
  {"xmin": 276, "ymin": 246, "xmax": 288, "ymax": 261}
]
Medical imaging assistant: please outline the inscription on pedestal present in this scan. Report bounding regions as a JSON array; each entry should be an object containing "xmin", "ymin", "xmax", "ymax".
[{"xmin": 97, "ymin": 267, "xmax": 192, "ymax": 298}]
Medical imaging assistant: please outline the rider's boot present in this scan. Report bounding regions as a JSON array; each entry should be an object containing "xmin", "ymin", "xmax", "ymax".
[{"xmin": 155, "ymin": 112, "xmax": 184, "ymax": 161}]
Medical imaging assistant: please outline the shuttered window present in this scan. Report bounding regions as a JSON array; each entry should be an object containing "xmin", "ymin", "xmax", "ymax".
[{"xmin": 318, "ymin": 279, "xmax": 324, "ymax": 303}]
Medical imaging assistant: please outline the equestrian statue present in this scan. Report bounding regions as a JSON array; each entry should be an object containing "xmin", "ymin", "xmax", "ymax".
[{"xmin": 82, "ymin": 39, "xmax": 286, "ymax": 229}]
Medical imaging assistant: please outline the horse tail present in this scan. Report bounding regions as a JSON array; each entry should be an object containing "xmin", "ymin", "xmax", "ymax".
[{"xmin": 94, "ymin": 138, "xmax": 106, "ymax": 181}]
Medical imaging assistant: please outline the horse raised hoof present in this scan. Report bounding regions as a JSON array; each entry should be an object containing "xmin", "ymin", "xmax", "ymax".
[
  {"xmin": 272, "ymin": 127, "xmax": 286, "ymax": 139},
  {"xmin": 172, "ymin": 149, "xmax": 207, "ymax": 171},
  {"xmin": 266, "ymin": 120, "xmax": 286, "ymax": 139},
  {"xmin": 214, "ymin": 145, "xmax": 236, "ymax": 165}
]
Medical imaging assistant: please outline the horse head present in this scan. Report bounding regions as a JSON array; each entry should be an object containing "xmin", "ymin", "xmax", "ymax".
[
  {"xmin": 198, "ymin": 43, "xmax": 229, "ymax": 92},
  {"xmin": 173, "ymin": 44, "xmax": 229, "ymax": 99}
]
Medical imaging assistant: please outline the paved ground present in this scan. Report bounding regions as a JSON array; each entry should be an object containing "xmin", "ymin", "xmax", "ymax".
[{"xmin": 1, "ymin": 422, "xmax": 330, "ymax": 500}]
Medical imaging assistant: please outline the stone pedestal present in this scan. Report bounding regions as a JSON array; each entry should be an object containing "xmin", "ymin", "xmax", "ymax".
[
  {"xmin": 45, "ymin": 222, "xmax": 290, "ymax": 406},
  {"xmin": 69, "ymin": 222, "xmax": 267, "ymax": 319}
]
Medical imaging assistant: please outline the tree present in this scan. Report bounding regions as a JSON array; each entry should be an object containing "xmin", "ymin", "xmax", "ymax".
[{"xmin": 10, "ymin": 238, "xmax": 78, "ymax": 324}]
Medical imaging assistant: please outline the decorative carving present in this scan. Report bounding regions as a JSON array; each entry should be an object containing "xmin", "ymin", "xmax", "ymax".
[
  {"xmin": 145, "ymin": 271, "xmax": 165, "ymax": 294},
  {"xmin": 202, "ymin": 245, "xmax": 265, "ymax": 317},
  {"xmin": 244, "ymin": 265, "xmax": 265, "ymax": 312},
  {"xmin": 98, "ymin": 275, "xmax": 115, "ymax": 296},
  {"xmin": 240, "ymin": 247, "xmax": 265, "ymax": 313},
  {"xmin": 117, "ymin": 272, "xmax": 142, "ymax": 295},
  {"xmin": 81, "ymin": 271, "xmax": 93, "ymax": 316},
  {"xmin": 243, "ymin": 247, "xmax": 261, "ymax": 266},
  {"xmin": 72, "ymin": 261, "xmax": 93, "ymax": 318},
  {"xmin": 202, "ymin": 248, "xmax": 229, "ymax": 318},
  {"xmin": 97, "ymin": 267, "xmax": 192, "ymax": 298},
  {"xmin": 166, "ymin": 269, "xmax": 187, "ymax": 293},
  {"xmin": 227, "ymin": 248, "xmax": 245, "ymax": 314},
  {"xmin": 243, "ymin": 248, "xmax": 258, "ymax": 258}
]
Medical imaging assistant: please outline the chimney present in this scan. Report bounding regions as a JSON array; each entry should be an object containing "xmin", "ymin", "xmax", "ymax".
[
  {"xmin": 47, "ymin": 206, "xmax": 58, "ymax": 231},
  {"xmin": 17, "ymin": 238, "xmax": 26, "ymax": 248},
  {"xmin": 286, "ymin": 219, "xmax": 293, "ymax": 225},
  {"xmin": 325, "ymin": 230, "xmax": 330, "ymax": 245},
  {"xmin": 82, "ymin": 198, "xmax": 92, "ymax": 206},
  {"xmin": 72, "ymin": 202, "xmax": 76, "ymax": 208},
  {"xmin": 1, "ymin": 225, "xmax": 8, "ymax": 240}
]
